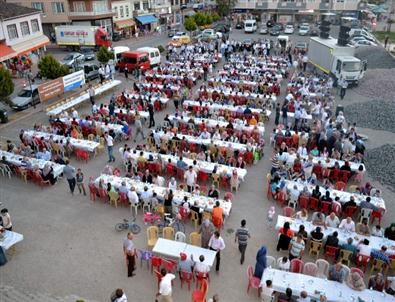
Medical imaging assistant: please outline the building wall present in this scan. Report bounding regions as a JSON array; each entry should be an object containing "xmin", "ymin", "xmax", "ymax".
[
  {"xmin": 111, "ymin": 0, "xmax": 133, "ymax": 20},
  {"xmin": 1, "ymin": 12, "xmax": 44, "ymax": 46},
  {"xmin": 243, "ymin": 0, "xmax": 360, "ymax": 11}
]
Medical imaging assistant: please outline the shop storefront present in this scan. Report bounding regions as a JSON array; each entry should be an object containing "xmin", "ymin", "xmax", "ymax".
[
  {"xmin": 135, "ymin": 15, "xmax": 158, "ymax": 32},
  {"xmin": 114, "ymin": 19, "xmax": 136, "ymax": 38}
]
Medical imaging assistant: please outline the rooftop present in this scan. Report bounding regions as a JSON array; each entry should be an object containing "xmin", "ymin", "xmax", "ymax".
[{"xmin": 0, "ymin": 1, "xmax": 40, "ymax": 20}]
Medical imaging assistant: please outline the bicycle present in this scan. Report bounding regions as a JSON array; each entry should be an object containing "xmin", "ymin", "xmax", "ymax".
[{"xmin": 115, "ymin": 217, "xmax": 141, "ymax": 234}]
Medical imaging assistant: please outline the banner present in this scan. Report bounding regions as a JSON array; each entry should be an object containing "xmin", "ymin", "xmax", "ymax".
[
  {"xmin": 38, "ymin": 78, "xmax": 64, "ymax": 102},
  {"xmin": 63, "ymin": 69, "xmax": 85, "ymax": 92}
]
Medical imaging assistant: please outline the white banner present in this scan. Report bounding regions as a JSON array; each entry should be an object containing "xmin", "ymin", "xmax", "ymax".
[{"xmin": 63, "ymin": 69, "xmax": 86, "ymax": 92}]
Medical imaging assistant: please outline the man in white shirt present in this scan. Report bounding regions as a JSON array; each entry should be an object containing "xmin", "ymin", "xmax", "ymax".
[
  {"xmin": 261, "ymin": 280, "xmax": 274, "ymax": 301},
  {"xmin": 357, "ymin": 239, "xmax": 372, "ymax": 257},
  {"xmin": 123, "ymin": 232, "xmax": 136, "ymax": 277},
  {"xmin": 193, "ymin": 254, "xmax": 210, "ymax": 275},
  {"xmin": 289, "ymin": 185, "xmax": 300, "ymax": 208},
  {"xmin": 184, "ymin": 166, "xmax": 197, "ymax": 193},
  {"xmin": 297, "ymin": 290, "xmax": 310, "ymax": 302},
  {"xmin": 112, "ymin": 288, "xmax": 127, "ymax": 302},
  {"xmin": 128, "ymin": 187, "xmax": 139, "ymax": 206},
  {"xmin": 325, "ymin": 212, "xmax": 340, "ymax": 228},
  {"xmin": 156, "ymin": 268, "xmax": 175, "ymax": 302},
  {"xmin": 208, "ymin": 231, "xmax": 226, "ymax": 272},
  {"xmin": 105, "ymin": 132, "xmax": 115, "ymax": 162},
  {"xmin": 339, "ymin": 216, "xmax": 356, "ymax": 232},
  {"xmin": 297, "ymin": 144, "xmax": 308, "ymax": 157}
]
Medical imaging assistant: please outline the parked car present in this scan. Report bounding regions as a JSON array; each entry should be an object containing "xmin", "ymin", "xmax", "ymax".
[
  {"xmin": 298, "ymin": 22, "xmax": 310, "ymax": 28},
  {"xmin": 294, "ymin": 41, "xmax": 308, "ymax": 53},
  {"xmin": 168, "ymin": 29, "xmax": 177, "ymax": 37},
  {"xmin": 235, "ymin": 22, "xmax": 243, "ymax": 29},
  {"xmin": 259, "ymin": 26, "xmax": 268, "ymax": 34},
  {"xmin": 61, "ymin": 53, "xmax": 84, "ymax": 68},
  {"xmin": 10, "ymin": 85, "xmax": 40, "ymax": 110},
  {"xmin": 350, "ymin": 36, "xmax": 368, "ymax": 44},
  {"xmin": 266, "ymin": 20, "xmax": 275, "ymax": 27},
  {"xmin": 0, "ymin": 103, "xmax": 8, "ymax": 123},
  {"xmin": 168, "ymin": 35, "xmax": 191, "ymax": 47},
  {"xmin": 353, "ymin": 40, "xmax": 377, "ymax": 47},
  {"xmin": 284, "ymin": 25, "xmax": 294, "ymax": 34},
  {"xmin": 202, "ymin": 29, "xmax": 222, "ymax": 39},
  {"xmin": 309, "ymin": 28, "xmax": 319, "ymax": 36},
  {"xmin": 298, "ymin": 25, "xmax": 310, "ymax": 36},
  {"xmin": 176, "ymin": 31, "xmax": 186, "ymax": 36},
  {"xmin": 269, "ymin": 27, "xmax": 280, "ymax": 36},
  {"xmin": 80, "ymin": 47, "xmax": 95, "ymax": 61},
  {"xmin": 82, "ymin": 63, "xmax": 100, "ymax": 81}
]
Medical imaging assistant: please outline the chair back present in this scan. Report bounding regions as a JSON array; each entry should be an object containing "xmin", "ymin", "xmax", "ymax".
[
  {"xmin": 335, "ymin": 181, "xmax": 346, "ymax": 191},
  {"xmin": 266, "ymin": 255, "xmax": 276, "ymax": 268},
  {"xmin": 303, "ymin": 262, "xmax": 318, "ymax": 276},
  {"xmin": 360, "ymin": 208, "xmax": 373, "ymax": 222},
  {"xmin": 342, "ymin": 264, "xmax": 350, "ymax": 281},
  {"xmin": 350, "ymin": 267, "xmax": 364, "ymax": 279},
  {"xmin": 175, "ymin": 231, "xmax": 186, "ymax": 242},
  {"xmin": 339, "ymin": 249, "xmax": 353, "ymax": 265},
  {"xmin": 162, "ymin": 259, "xmax": 177, "ymax": 272},
  {"xmin": 247, "ymin": 265, "xmax": 253, "ymax": 279},
  {"xmin": 315, "ymin": 259, "xmax": 330, "ymax": 278},
  {"xmin": 138, "ymin": 249, "xmax": 153, "ymax": 261},
  {"xmin": 332, "ymin": 201, "xmax": 342, "ymax": 216},
  {"xmin": 162, "ymin": 226, "xmax": 174, "ymax": 240},
  {"xmin": 224, "ymin": 191, "xmax": 234, "ymax": 201},
  {"xmin": 344, "ymin": 206, "xmax": 357, "ymax": 218},
  {"xmin": 282, "ymin": 206, "xmax": 294, "ymax": 217},
  {"xmin": 189, "ymin": 232, "xmax": 201, "ymax": 246},
  {"xmin": 309, "ymin": 240, "xmax": 322, "ymax": 257},
  {"xmin": 147, "ymin": 226, "xmax": 159, "ymax": 246},
  {"xmin": 290, "ymin": 258, "xmax": 304, "ymax": 273},
  {"xmin": 298, "ymin": 196, "xmax": 309, "ymax": 209}
]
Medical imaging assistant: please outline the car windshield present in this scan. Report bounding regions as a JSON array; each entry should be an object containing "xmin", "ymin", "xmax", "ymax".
[
  {"xmin": 300, "ymin": 26, "xmax": 309, "ymax": 30},
  {"xmin": 63, "ymin": 55, "xmax": 74, "ymax": 61},
  {"xmin": 245, "ymin": 24, "xmax": 252, "ymax": 27},
  {"xmin": 342, "ymin": 61, "xmax": 360, "ymax": 72},
  {"xmin": 18, "ymin": 89, "xmax": 32, "ymax": 97}
]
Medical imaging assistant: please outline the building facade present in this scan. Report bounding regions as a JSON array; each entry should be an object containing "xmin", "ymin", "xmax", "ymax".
[
  {"xmin": 111, "ymin": 0, "xmax": 137, "ymax": 36},
  {"xmin": 0, "ymin": 2, "xmax": 49, "ymax": 64}
]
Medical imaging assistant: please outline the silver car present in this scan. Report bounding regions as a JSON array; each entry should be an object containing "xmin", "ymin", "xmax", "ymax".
[
  {"xmin": 10, "ymin": 85, "xmax": 40, "ymax": 110},
  {"xmin": 61, "ymin": 52, "xmax": 85, "ymax": 68}
]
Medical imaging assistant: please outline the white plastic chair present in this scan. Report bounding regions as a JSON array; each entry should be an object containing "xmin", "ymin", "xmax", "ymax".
[
  {"xmin": 174, "ymin": 231, "xmax": 186, "ymax": 242},
  {"xmin": 266, "ymin": 255, "xmax": 276, "ymax": 268},
  {"xmin": 359, "ymin": 208, "xmax": 373, "ymax": 223},
  {"xmin": 342, "ymin": 264, "xmax": 350, "ymax": 282},
  {"xmin": 315, "ymin": 259, "xmax": 330, "ymax": 279},
  {"xmin": 303, "ymin": 262, "xmax": 318, "ymax": 277}
]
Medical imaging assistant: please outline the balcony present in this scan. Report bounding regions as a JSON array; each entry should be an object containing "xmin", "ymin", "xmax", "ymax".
[{"xmin": 69, "ymin": 10, "xmax": 115, "ymax": 20}]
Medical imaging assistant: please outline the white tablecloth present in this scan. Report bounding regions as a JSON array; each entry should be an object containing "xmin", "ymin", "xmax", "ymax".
[
  {"xmin": 287, "ymin": 111, "xmax": 313, "ymax": 120},
  {"xmin": 124, "ymin": 92, "xmax": 169, "ymax": 105},
  {"xmin": 139, "ymin": 82, "xmax": 180, "ymax": 92},
  {"xmin": 0, "ymin": 230, "xmax": 24, "ymax": 250},
  {"xmin": 154, "ymin": 131, "xmax": 255, "ymax": 153},
  {"xmin": 47, "ymin": 80, "xmax": 121, "ymax": 116},
  {"xmin": 24, "ymin": 130, "xmax": 100, "ymax": 153},
  {"xmin": 0, "ymin": 150, "xmax": 64, "ymax": 178},
  {"xmin": 285, "ymin": 180, "xmax": 386, "ymax": 210},
  {"xmin": 169, "ymin": 115, "xmax": 265, "ymax": 136},
  {"xmin": 261, "ymin": 268, "xmax": 395, "ymax": 302},
  {"xmin": 276, "ymin": 215, "xmax": 395, "ymax": 255},
  {"xmin": 153, "ymin": 238, "xmax": 216, "ymax": 266},
  {"xmin": 125, "ymin": 150, "xmax": 247, "ymax": 181},
  {"xmin": 60, "ymin": 118, "xmax": 125, "ymax": 135},
  {"xmin": 114, "ymin": 108, "xmax": 149, "ymax": 118},
  {"xmin": 94, "ymin": 175, "xmax": 232, "ymax": 216},
  {"xmin": 183, "ymin": 100, "xmax": 271, "ymax": 116}
]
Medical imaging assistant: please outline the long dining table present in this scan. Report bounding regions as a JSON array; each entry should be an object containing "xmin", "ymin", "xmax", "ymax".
[
  {"xmin": 261, "ymin": 268, "xmax": 395, "ymax": 302},
  {"xmin": 276, "ymin": 215, "xmax": 395, "ymax": 255},
  {"xmin": 94, "ymin": 174, "xmax": 232, "ymax": 216},
  {"xmin": 0, "ymin": 230, "xmax": 24, "ymax": 250}
]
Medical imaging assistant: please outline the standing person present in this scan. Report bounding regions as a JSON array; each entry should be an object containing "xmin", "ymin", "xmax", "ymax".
[
  {"xmin": 275, "ymin": 103, "xmax": 280, "ymax": 126},
  {"xmin": 76, "ymin": 168, "xmax": 86, "ymax": 195},
  {"xmin": 63, "ymin": 160, "xmax": 76, "ymax": 194},
  {"xmin": 0, "ymin": 209, "xmax": 12, "ymax": 231},
  {"xmin": 123, "ymin": 232, "xmax": 136, "ymax": 277},
  {"xmin": 148, "ymin": 102, "xmax": 155, "ymax": 128},
  {"xmin": 88, "ymin": 84, "xmax": 95, "ymax": 105},
  {"xmin": 253, "ymin": 246, "xmax": 267, "ymax": 278},
  {"xmin": 109, "ymin": 98, "xmax": 115, "ymax": 117},
  {"xmin": 281, "ymin": 102, "xmax": 288, "ymax": 126},
  {"xmin": 184, "ymin": 166, "xmax": 197, "ymax": 193},
  {"xmin": 156, "ymin": 268, "xmax": 175, "ymax": 302},
  {"xmin": 203, "ymin": 62, "xmax": 208, "ymax": 81},
  {"xmin": 98, "ymin": 65, "xmax": 105, "ymax": 84},
  {"xmin": 124, "ymin": 65, "xmax": 128, "ymax": 79},
  {"xmin": 288, "ymin": 234, "xmax": 305, "ymax": 260},
  {"xmin": 339, "ymin": 77, "xmax": 348, "ymax": 100},
  {"xmin": 302, "ymin": 54, "xmax": 308, "ymax": 72},
  {"xmin": 111, "ymin": 288, "xmax": 127, "ymax": 302},
  {"xmin": 173, "ymin": 89, "xmax": 180, "ymax": 110},
  {"xmin": 198, "ymin": 219, "xmax": 215, "ymax": 248},
  {"xmin": 105, "ymin": 132, "xmax": 115, "ymax": 162},
  {"xmin": 384, "ymin": 35, "xmax": 389, "ymax": 49},
  {"xmin": 208, "ymin": 231, "xmax": 226, "ymax": 272},
  {"xmin": 235, "ymin": 219, "xmax": 251, "ymax": 265},
  {"xmin": 133, "ymin": 115, "xmax": 145, "ymax": 142}
]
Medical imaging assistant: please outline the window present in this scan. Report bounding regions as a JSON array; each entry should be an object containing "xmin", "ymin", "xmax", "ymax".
[
  {"xmin": 125, "ymin": 5, "xmax": 129, "ymax": 17},
  {"xmin": 20, "ymin": 21, "xmax": 30, "ymax": 36},
  {"xmin": 7, "ymin": 24, "xmax": 18, "ymax": 40},
  {"xmin": 120, "ymin": 6, "xmax": 124, "ymax": 18},
  {"xmin": 51, "ymin": 2, "xmax": 65, "ymax": 13},
  {"xmin": 32, "ymin": 2, "xmax": 45, "ymax": 11},
  {"xmin": 143, "ymin": 1, "xmax": 149, "ymax": 10},
  {"xmin": 73, "ymin": 1, "xmax": 86, "ymax": 11},
  {"xmin": 93, "ymin": 0, "xmax": 108, "ymax": 12},
  {"xmin": 134, "ymin": 2, "xmax": 140, "ymax": 10},
  {"xmin": 31, "ymin": 19, "xmax": 40, "ymax": 32},
  {"xmin": 114, "ymin": 6, "xmax": 118, "ymax": 18}
]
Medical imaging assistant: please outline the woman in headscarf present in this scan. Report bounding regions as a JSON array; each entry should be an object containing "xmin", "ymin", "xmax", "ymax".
[
  {"xmin": 369, "ymin": 273, "xmax": 385, "ymax": 292},
  {"xmin": 347, "ymin": 271, "xmax": 366, "ymax": 291},
  {"xmin": 42, "ymin": 163, "xmax": 56, "ymax": 185},
  {"xmin": 198, "ymin": 219, "xmax": 215, "ymax": 248},
  {"xmin": 253, "ymin": 246, "xmax": 267, "ymax": 279}
]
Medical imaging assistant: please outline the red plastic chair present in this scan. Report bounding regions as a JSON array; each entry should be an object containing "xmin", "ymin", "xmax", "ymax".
[
  {"xmin": 246, "ymin": 265, "xmax": 261, "ymax": 297},
  {"xmin": 321, "ymin": 201, "xmax": 332, "ymax": 215},
  {"xmin": 88, "ymin": 183, "xmax": 96, "ymax": 201},
  {"xmin": 312, "ymin": 165, "xmax": 322, "ymax": 180},
  {"xmin": 283, "ymin": 206, "xmax": 295, "ymax": 217},
  {"xmin": 98, "ymin": 187, "xmax": 107, "ymax": 202},
  {"xmin": 332, "ymin": 201, "xmax": 342, "ymax": 216},
  {"xmin": 119, "ymin": 192, "xmax": 129, "ymax": 207},
  {"xmin": 192, "ymin": 278, "xmax": 208, "ymax": 302},
  {"xmin": 330, "ymin": 169, "xmax": 341, "ymax": 182},
  {"xmin": 151, "ymin": 256, "xmax": 162, "ymax": 273},
  {"xmin": 148, "ymin": 162, "xmax": 161, "ymax": 174},
  {"xmin": 350, "ymin": 267, "xmax": 364, "ymax": 279},
  {"xmin": 343, "ymin": 206, "xmax": 358, "ymax": 218},
  {"xmin": 371, "ymin": 209, "xmax": 384, "ymax": 225},
  {"xmin": 162, "ymin": 259, "xmax": 177, "ymax": 274},
  {"xmin": 33, "ymin": 172, "xmax": 51, "ymax": 188},
  {"xmin": 298, "ymin": 196, "xmax": 309, "ymax": 210},
  {"xmin": 356, "ymin": 254, "xmax": 370, "ymax": 272},
  {"xmin": 195, "ymin": 272, "xmax": 210, "ymax": 288},
  {"xmin": 197, "ymin": 171, "xmax": 209, "ymax": 184},
  {"xmin": 309, "ymin": 197, "xmax": 319, "ymax": 211},
  {"xmin": 176, "ymin": 167, "xmax": 185, "ymax": 180},
  {"xmin": 339, "ymin": 170, "xmax": 351, "ymax": 183},
  {"xmin": 324, "ymin": 246, "xmax": 339, "ymax": 263},
  {"xmin": 166, "ymin": 164, "xmax": 176, "ymax": 177},
  {"xmin": 154, "ymin": 269, "xmax": 162, "ymax": 289},
  {"xmin": 224, "ymin": 192, "xmax": 234, "ymax": 202},
  {"xmin": 322, "ymin": 168, "xmax": 331, "ymax": 179},
  {"xmin": 244, "ymin": 151, "xmax": 254, "ymax": 165},
  {"xmin": 180, "ymin": 270, "xmax": 194, "ymax": 291},
  {"xmin": 335, "ymin": 181, "xmax": 346, "ymax": 191},
  {"xmin": 290, "ymin": 258, "xmax": 304, "ymax": 273},
  {"xmin": 220, "ymin": 175, "xmax": 230, "ymax": 189}
]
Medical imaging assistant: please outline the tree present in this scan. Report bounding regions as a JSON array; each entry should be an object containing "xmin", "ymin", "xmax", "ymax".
[
  {"xmin": 216, "ymin": 0, "xmax": 236, "ymax": 17},
  {"xmin": 185, "ymin": 17, "xmax": 197, "ymax": 33},
  {"xmin": 0, "ymin": 67, "xmax": 14, "ymax": 102},
  {"xmin": 212, "ymin": 12, "xmax": 221, "ymax": 22},
  {"xmin": 97, "ymin": 46, "xmax": 113, "ymax": 64},
  {"xmin": 38, "ymin": 54, "xmax": 69, "ymax": 79},
  {"xmin": 194, "ymin": 12, "xmax": 207, "ymax": 27},
  {"xmin": 387, "ymin": 18, "xmax": 395, "ymax": 33}
]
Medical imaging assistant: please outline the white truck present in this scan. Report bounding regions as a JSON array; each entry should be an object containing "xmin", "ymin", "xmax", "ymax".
[
  {"xmin": 308, "ymin": 36, "xmax": 367, "ymax": 85},
  {"xmin": 244, "ymin": 19, "xmax": 257, "ymax": 33},
  {"xmin": 54, "ymin": 25, "xmax": 111, "ymax": 49}
]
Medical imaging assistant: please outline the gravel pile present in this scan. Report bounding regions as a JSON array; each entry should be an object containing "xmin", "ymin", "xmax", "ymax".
[
  {"xmin": 355, "ymin": 47, "xmax": 395, "ymax": 69},
  {"xmin": 366, "ymin": 144, "xmax": 395, "ymax": 190},
  {"xmin": 344, "ymin": 100, "xmax": 395, "ymax": 133},
  {"xmin": 354, "ymin": 69, "xmax": 395, "ymax": 100}
]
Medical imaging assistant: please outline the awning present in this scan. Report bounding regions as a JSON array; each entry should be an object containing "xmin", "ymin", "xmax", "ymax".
[
  {"xmin": 12, "ymin": 35, "xmax": 49, "ymax": 56},
  {"xmin": 0, "ymin": 44, "xmax": 17, "ymax": 62},
  {"xmin": 135, "ymin": 15, "xmax": 158, "ymax": 25},
  {"xmin": 115, "ymin": 19, "xmax": 136, "ymax": 29}
]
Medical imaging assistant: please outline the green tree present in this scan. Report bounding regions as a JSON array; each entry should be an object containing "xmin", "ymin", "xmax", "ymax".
[
  {"xmin": 185, "ymin": 16, "xmax": 198, "ymax": 33},
  {"xmin": 194, "ymin": 12, "xmax": 207, "ymax": 27},
  {"xmin": 38, "ymin": 54, "xmax": 69, "ymax": 79},
  {"xmin": 0, "ymin": 67, "xmax": 14, "ymax": 102},
  {"xmin": 216, "ymin": 0, "xmax": 236, "ymax": 17},
  {"xmin": 205, "ymin": 15, "xmax": 213, "ymax": 26},
  {"xmin": 387, "ymin": 19, "xmax": 395, "ymax": 33},
  {"xmin": 212, "ymin": 12, "xmax": 221, "ymax": 22},
  {"xmin": 97, "ymin": 46, "xmax": 113, "ymax": 64}
]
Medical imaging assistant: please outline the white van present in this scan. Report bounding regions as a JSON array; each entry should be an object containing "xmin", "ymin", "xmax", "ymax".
[
  {"xmin": 112, "ymin": 46, "xmax": 130, "ymax": 64},
  {"xmin": 349, "ymin": 28, "xmax": 375, "ymax": 42},
  {"xmin": 244, "ymin": 19, "xmax": 257, "ymax": 33},
  {"xmin": 136, "ymin": 47, "xmax": 161, "ymax": 67}
]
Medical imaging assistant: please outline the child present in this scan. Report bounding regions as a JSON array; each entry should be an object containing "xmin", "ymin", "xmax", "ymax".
[
  {"xmin": 76, "ymin": 168, "xmax": 86, "ymax": 195},
  {"xmin": 267, "ymin": 206, "xmax": 275, "ymax": 229}
]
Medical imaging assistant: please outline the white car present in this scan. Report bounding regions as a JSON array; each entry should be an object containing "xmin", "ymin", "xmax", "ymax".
[
  {"xmin": 201, "ymin": 29, "xmax": 222, "ymax": 39},
  {"xmin": 61, "ymin": 53, "xmax": 85, "ymax": 67},
  {"xmin": 298, "ymin": 26, "xmax": 309, "ymax": 36},
  {"xmin": 353, "ymin": 40, "xmax": 377, "ymax": 47},
  {"xmin": 284, "ymin": 25, "xmax": 294, "ymax": 34}
]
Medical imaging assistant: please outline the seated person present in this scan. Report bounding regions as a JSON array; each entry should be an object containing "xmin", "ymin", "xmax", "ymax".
[
  {"xmin": 277, "ymin": 222, "xmax": 294, "ymax": 252},
  {"xmin": 347, "ymin": 271, "xmax": 366, "ymax": 291},
  {"xmin": 207, "ymin": 185, "xmax": 219, "ymax": 199},
  {"xmin": 328, "ymin": 261, "xmax": 345, "ymax": 283},
  {"xmin": 370, "ymin": 245, "xmax": 390, "ymax": 265},
  {"xmin": 372, "ymin": 225, "xmax": 384, "ymax": 237},
  {"xmin": 320, "ymin": 190, "xmax": 332, "ymax": 203},
  {"xmin": 278, "ymin": 287, "xmax": 296, "ymax": 302},
  {"xmin": 325, "ymin": 212, "xmax": 340, "ymax": 228},
  {"xmin": 193, "ymin": 254, "xmax": 210, "ymax": 276},
  {"xmin": 294, "ymin": 208, "xmax": 308, "ymax": 221},
  {"xmin": 312, "ymin": 212, "xmax": 326, "ymax": 227},
  {"xmin": 325, "ymin": 231, "xmax": 339, "ymax": 249},
  {"xmin": 339, "ymin": 217, "xmax": 356, "ymax": 232},
  {"xmin": 356, "ymin": 218, "xmax": 371, "ymax": 236},
  {"xmin": 357, "ymin": 239, "xmax": 372, "ymax": 258},
  {"xmin": 386, "ymin": 275, "xmax": 395, "ymax": 295},
  {"xmin": 277, "ymin": 256, "xmax": 290, "ymax": 271},
  {"xmin": 261, "ymin": 279, "xmax": 275, "ymax": 300},
  {"xmin": 296, "ymin": 291, "xmax": 310, "ymax": 302},
  {"xmin": 368, "ymin": 273, "xmax": 385, "ymax": 292},
  {"xmin": 341, "ymin": 237, "xmax": 358, "ymax": 261},
  {"xmin": 342, "ymin": 196, "xmax": 357, "ymax": 212},
  {"xmin": 297, "ymin": 225, "xmax": 308, "ymax": 242},
  {"xmin": 178, "ymin": 252, "xmax": 194, "ymax": 276},
  {"xmin": 310, "ymin": 226, "xmax": 324, "ymax": 242}
]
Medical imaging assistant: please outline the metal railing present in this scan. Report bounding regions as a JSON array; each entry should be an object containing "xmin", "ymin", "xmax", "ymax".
[{"xmin": 69, "ymin": 10, "xmax": 114, "ymax": 17}]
